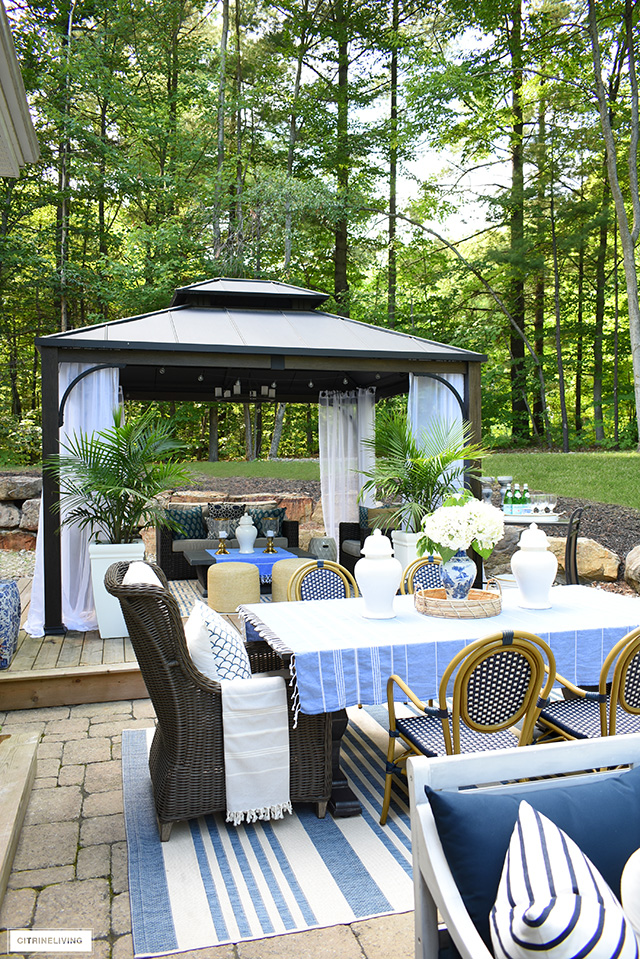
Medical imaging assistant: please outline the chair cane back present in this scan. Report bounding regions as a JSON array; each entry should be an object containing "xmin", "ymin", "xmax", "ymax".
[
  {"xmin": 399, "ymin": 555, "xmax": 443, "ymax": 595},
  {"xmin": 537, "ymin": 626, "xmax": 640, "ymax": 741},
  {"xmin": 564, "ymin": 506, "xmax": 584, "ymax": 585},
  {"xmin": 380, "ymin": 630, "xmax": 556, "ymax": 824},
  {"xmin": 286, "ymin": 559, "xmax": 359, "ymax": 601},
  {"xmin": 105, "ymin": 561, "xmax": 332, "ymax": 840}
]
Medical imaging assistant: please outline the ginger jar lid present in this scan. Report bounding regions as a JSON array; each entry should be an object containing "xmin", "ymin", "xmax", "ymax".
[
  {"xmin": 518, "ymin": 522, "xmax": 550, "ymax": 550},
  {"xmin": 361, "ymin": 528, "xmax": 394, "ymax": 558},
  {"xmin": 238, "ymin": 512, "xmax": 255, "ymax": 527}
]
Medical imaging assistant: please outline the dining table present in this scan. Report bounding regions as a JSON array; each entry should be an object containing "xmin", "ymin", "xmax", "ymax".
[{"xmin": 239, "ymin": 585, "xmax": 640, "ymax": 816}]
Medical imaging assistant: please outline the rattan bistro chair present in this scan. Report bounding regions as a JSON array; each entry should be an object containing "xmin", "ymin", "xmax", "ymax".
[
  {"xmin": 564, "ymin": 506, "xmax": 584, "ymax": 585},
  {"xmin": 537, "ymin": 627, "xmax": 640, "ymax": 741},
  {"xmin": 105, "ymin": 561, "xmax": 332, "ymax": 840},
  {"xmin": 399, "ymin": 556, "xmax": 442, "ymax": 595},
  {"xmin": 380, "ymin": 630, "xmax": 556, "ymax": 824},
  {"xmin": 287, "ymin": 559, "xmax": 359, "ymax": 601}
]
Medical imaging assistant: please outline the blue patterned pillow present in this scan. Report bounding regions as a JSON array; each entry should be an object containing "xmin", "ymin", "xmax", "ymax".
[
  {"xmin": 168, "ymin": 505, "xmax": 207, "ymax": 541},
  {"xmin": 250, "ymin": 506, "xmax": 286, "ymax": 537},
  {"xmin": 185, "ymin": 601, "xmax": 251, "ymax": 681}
]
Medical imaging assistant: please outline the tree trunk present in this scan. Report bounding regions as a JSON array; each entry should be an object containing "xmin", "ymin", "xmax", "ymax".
[
  {"xmin": 550, "ymin": 191, "xmax": 570, "ymax": 452},
  {"xmin": 575, "ymin": 234, "xmax": 584, "ymax": 436},
  {"xmin": 533, "ymin": 82, "xmax": 546, "ymax": 438},
  {"xmin": 269, "ymin": 402, "xmax": 286, "ymax": 458},
  {"xmin": 508, "ymin": 0, "xmax": 528, "ymax": 441},
  {"xmin": 244, "ymin": 403, "xmax": 255, "ymax": 460},
  {"xmin": 208, "ymin": 405, "xmax": 219, "ymax": 462},
  {"xmin": 214, "ymin": 0, "xmax": 229, "ymax": 250},
  {"xmin": 387, "ymin": 0, "xmax": 399, "ymax": 328},
  {"xmin": 593, "ymin": 168, "xmax": 610, "ymax": 441},
  {"xmin": 333, "ymin": 0, "xmax": 349, "ymax": 316},
  {"xmin": 588, "ymin": 0, "xmax": 640, "ymax": 448}
]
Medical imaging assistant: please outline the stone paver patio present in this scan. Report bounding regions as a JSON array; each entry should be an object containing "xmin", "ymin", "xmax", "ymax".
[{"xmin": 0, "ymin": 699, "xmax": 414, "ymax": 959}]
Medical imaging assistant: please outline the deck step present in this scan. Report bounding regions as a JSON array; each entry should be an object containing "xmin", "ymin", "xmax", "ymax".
[
  {"xmin": 0, "ymin": 662, "xmax": 147, "ymax": 710},
  {"xmin": 0, "ymin": 732, "xmax": 38, "ymax": 908}
]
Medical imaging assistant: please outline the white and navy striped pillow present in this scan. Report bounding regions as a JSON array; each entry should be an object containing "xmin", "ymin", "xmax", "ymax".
[{"xmin": 491, "ymin": 800, "xmax": 638, "ymax": 959}]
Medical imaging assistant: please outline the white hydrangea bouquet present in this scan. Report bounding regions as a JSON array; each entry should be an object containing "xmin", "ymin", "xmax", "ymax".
[{"xmin": 417, "ymin": 491, "xmax": 504, "ymax": 563}]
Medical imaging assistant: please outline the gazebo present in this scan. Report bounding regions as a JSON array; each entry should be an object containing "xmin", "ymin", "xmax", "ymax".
[{"xmin": 35, "ymin": 278, "xmax": 486, "ymax": 633}]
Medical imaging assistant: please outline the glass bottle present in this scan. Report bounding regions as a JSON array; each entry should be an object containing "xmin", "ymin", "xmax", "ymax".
[
  {"xmin": 523, "ymin": 483, "xmax": 531, "ymax": 514},
  {"xmin": 503, "ymin": 485, "xmax": 513, "ymax": 515},
  {"xmin": 512, "ymin": 484, "xmax": 522, "ymax": 515}
]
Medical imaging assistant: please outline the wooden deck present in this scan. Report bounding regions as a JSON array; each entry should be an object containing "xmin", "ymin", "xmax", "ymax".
[{"xmin": 0, "ymin": 579, "xmax": 148, "ymax": 710}]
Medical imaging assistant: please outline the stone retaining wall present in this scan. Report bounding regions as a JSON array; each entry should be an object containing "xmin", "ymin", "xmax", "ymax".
[{"xmin": 0, "ymin": 476, "xmax": 42, "ymax": 550}]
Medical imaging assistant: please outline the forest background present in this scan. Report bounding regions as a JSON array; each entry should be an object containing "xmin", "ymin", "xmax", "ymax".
[{"xmin": 1, "ymin": 0, "xmax": 639, "ymax": 465}]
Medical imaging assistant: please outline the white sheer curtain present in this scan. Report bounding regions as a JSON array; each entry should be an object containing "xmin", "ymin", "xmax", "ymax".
[
  {"xmin": 408, "ymin": 372, "xmax": 464, "ymax": 437},
  {"xmin": 318, "ymin": 388, "xmax": 376, "ymax": 544},
  {"xmin": 408, "ymin": 372, "xmax": 466, "ymax": 503},
  {"xmin": 26, "ymin": 363, "xmax": 119, "ymax": 636}
]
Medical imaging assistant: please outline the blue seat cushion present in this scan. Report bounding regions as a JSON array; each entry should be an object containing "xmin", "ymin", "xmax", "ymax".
[{"xmin": 425, "ymin": 763, "xmax": 640, "ymax": 950}]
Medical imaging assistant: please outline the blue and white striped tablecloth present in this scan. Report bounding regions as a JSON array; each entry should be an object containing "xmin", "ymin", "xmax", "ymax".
[{"xmin": 239, "ymin": 586, "xmax": 640, "ymax": 715}]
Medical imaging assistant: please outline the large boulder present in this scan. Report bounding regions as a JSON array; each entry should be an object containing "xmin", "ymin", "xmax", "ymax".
[
  {"xmin": 275, "ymin": 493, "xmax": 313, "ymax": 523},
  {"xmin": 0, "ymin": 476, "xmax": 42, "ymax": 500},
  {"xmin": 0, "ymin": 503, "xmax": 20, "ymax": 529},
  {"xmin": 484, "ymin": 528, "xmax": 520, "ymax": 577},
  {"xmin": 0, "ymin": 529, "xmax": 36, "ymax": 550},
  {"xmin": 19, "ymin": 498, "xmax": 40, "ymax": 531},
  {"xmin": 625, "ymin": 546, "xmax": 640, "ymax": 594},
  {"xmin": 547, "ymin": 536, "xmax": 620, "ymax": 582}
]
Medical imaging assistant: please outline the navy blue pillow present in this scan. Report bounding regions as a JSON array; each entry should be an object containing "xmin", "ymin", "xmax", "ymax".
[{"xmin": 425, "ymin": 763, "xmax": 640, "ymax": 950}]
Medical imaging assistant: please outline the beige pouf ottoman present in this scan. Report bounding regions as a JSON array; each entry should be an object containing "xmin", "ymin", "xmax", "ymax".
[
  {"xmin": 271, "ymin": 558, "xmax": 311, "ymax": 603},
  {"xmin": 207, "ymin": 562, "xmax": 260, "ymax": 613}
]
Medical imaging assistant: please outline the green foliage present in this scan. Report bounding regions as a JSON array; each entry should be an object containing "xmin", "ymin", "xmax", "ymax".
[
  {"xmin": 45, "ymin": 409, "xmax": 194, "ymax": 543},
  {"xmin": 359, "ymin": 407, "xmax": 487, "ymax": 532},
  {"xmin": 0, "ymin": 413, "xmax": 42, "ymax": 466}
]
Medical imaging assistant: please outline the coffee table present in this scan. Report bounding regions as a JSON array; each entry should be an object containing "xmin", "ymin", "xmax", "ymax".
[{"xmin": 185, "ymin": 546, "xmax": 314, "ymax": 597}]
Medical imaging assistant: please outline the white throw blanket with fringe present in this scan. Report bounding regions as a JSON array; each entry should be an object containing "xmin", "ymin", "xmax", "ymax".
[{"xmin": 220, "ymin": 675, "xmax": 292, "ymax": 825}]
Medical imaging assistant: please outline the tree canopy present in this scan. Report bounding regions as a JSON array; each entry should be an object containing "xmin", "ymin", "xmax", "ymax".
[{"xmin": 1, "ymin": 0, "xmax": 639, "ymax": 460}]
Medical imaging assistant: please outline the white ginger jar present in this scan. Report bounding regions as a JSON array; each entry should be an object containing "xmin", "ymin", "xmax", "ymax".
[
  {"xmin": 355, "ymin": 529, "xmax": 402, "ymax": 619},
  {"xmin": 511, "ymin": 522, "xmax": 558, "ymax": 609},
  {"xmin": 235, "ymin": 512, "xmax": 258, "ymax": 553}
]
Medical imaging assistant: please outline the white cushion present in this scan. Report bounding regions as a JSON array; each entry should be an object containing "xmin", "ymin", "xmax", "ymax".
[
  {"xmin": 622, "ymin": 848, "xmax": 640, "ymax": 939},
  {"xmin": 491, "ymin": 800, "xmax": 638, "ymax": 959},
  {"xmin": 185, "ymin": 600, "xmax": 251, "ymax": 682},
  {"xmin": 122, "ymin": 561, "xmax": 163, "ymax": 588}
]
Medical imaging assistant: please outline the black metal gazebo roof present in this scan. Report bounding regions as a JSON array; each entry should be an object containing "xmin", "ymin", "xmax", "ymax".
[{"xmin": 36, "ymin": 277, "xmax": 486, "ymax": 632}]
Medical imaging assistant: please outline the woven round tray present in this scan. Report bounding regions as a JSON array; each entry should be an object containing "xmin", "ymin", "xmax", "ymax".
[{"xmin": 414, "ymin": 581, "xmax": 502, "ymax": 619}]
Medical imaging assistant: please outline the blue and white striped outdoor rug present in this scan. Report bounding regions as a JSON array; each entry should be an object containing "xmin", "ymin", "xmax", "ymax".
[{"xmin": 122, "ymin": 705, "xmax": 412, "ymax": 957}]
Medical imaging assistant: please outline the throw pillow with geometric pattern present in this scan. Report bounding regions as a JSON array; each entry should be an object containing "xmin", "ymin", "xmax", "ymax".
[
  {"xmin": 249, "ymin": 506, "xmax": 286, "ymax": 538},
  {"xmin": 168, "ymin": 505, "xmax": 207, "ymax": 541},
  {"xmin": 184, "ymin": 601, "xmax": 252, "ymax": 682},
  {"xmin": 207, "ymin": 503, "xmax": 245, "ymax": 539}
]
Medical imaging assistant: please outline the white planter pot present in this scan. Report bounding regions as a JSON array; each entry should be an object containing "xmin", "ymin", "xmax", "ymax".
[
  {"xmin": 88, "ymin": 540, "xmax": 145, "ymax": 639},
  {"xmin": 391, "ymin": 530, "xmax": 423, "ymax": 572}
]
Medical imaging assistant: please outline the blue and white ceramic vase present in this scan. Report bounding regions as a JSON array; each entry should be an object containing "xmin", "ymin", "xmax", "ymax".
[
  {"xmin": 440, "ymin": 549, "xmax": 476, "ymax": 600},
  {"xmin": 0, "ymin": 579, "xmax": 21, "ymax": 669}
]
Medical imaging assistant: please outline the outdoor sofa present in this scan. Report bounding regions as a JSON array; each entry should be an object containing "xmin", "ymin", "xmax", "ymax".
[
  {"xmin": 408, "ymin": 733, "xmax": 640, "ymax": 959},
  {"xmin": 157, "ymin": 500, "xmax": 299, "ymax": 580}
]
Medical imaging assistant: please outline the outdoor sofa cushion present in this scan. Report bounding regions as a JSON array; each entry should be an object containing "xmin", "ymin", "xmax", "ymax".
[
  {"xmin": 425, "ymin": 762, "xmax": 640, "ymax": 949},
  {"xmin": 185, "ymin": 600, "xmax": 252, "ymax": 681},
  {"xmin": 491, "ymin": 800, "xmax": 637, "ymax": 959},
  {"xmin": 122, "ymin": 561, "xmax": 164, "ymax": 588}
]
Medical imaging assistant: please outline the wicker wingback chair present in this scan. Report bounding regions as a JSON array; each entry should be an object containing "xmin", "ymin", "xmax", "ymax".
[
  {"xmin": 287, "ymin": 560, "xmax": 359, "ymax": 601},
  {"xmin": 380, "ymin": 630, "xmax": 556, "ymax": 824},
  {"xmin": 537, "ymin": 627, "xmax": 640, "ymax": 741},
  {"xmin": 399, "ymin": 556, "xmax": 443, "ymax": 595},
  {"xmin": 105, "ymin": 561, "xmax": 332, "ymax": 839}
]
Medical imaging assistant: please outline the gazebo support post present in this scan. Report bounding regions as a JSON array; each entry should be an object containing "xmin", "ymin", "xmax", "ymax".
[{"xmin": 40, "ymin": 346, "xmax": 65, "ymax": 634}]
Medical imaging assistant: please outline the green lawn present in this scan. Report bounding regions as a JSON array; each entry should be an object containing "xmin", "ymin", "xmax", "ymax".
[
  {"xmin": 188, "ymin": 459, "xmax": 321, "ymax": 481},
  {"xmin": 483, "ymin": 452, "xmax": 640, "ymax": 511}
]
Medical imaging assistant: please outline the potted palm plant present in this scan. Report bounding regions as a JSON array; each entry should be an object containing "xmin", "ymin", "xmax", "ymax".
[
  {"xmin": 358, "ymin": 407, "xmax": 486, "ymax": 569},
  {"xmin": 46, "ymin": 408, "xmax": 192, "ymax": 638}
]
